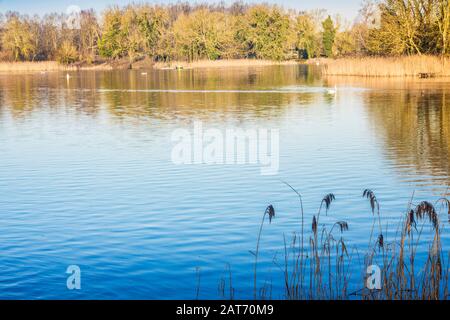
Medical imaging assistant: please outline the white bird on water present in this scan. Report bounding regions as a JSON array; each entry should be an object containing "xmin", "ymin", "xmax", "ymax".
[
  {"xmin": 141, "ymin": 72, "xmax": 147, "ymax": 76},
  {"xmin": 66, "ymin": 73, "xmax": 71, "ymax": 80},
  {"xmin": 327, "ymin": 85, "xmax": 337, "ymax": 95}
]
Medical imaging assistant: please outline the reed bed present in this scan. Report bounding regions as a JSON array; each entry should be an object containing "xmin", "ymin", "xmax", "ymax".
[
  {"xmin": 0, "ymin": 61, "xmax": 115, "ymax": 72},
  {"xmin": 215, "ymin": 186, "xmax": 450, "ymax": 300},
  {"xmin": 153, "ymin": 59, "xmax": 298, "ymax": 70},
  {"xmin": 0, "ymin": 59, "xmax": 298, "ymax": 72},
  {"xmin": 264, "ymin": 187, "xmax": 449, "ymax": 299},
  {"xmin": 0, "ymin": 61, "xmax": 76, "ymax": 72},
  {"xmin": 321, "ymin": 56, "xmax": 450, "ymax": 77}
]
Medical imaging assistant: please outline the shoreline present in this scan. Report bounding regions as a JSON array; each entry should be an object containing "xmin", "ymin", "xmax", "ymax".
[
  {"xmin": 151, "ymin": 59, "xmax": 299, "ymax": 70},
  {"xmin": 0, "ymin": 59, "xmax": 300, "ymax": 73},
  {"xmin": 0, "ymin": 61, "xmax": 113, "ymax": 72},
  {"xmin": 2, "ymin": 56, "xmax": 449, "ymax": 78}
]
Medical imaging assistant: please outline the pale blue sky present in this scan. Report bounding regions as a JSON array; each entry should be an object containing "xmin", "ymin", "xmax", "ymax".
[{"xmin": 0, "ymin": 0, "xmax": 363, "ymax": 21}]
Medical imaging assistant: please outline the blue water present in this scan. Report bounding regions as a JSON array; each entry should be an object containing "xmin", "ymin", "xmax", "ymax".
[{"xmin": 0, "ymin": 66, "xmax": 449, "ymax": 299}]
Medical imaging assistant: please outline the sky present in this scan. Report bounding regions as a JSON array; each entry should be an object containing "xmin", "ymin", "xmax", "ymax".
[{"xmin": 0, "ymin": 0, "xmax": 363, "ymax": 21}]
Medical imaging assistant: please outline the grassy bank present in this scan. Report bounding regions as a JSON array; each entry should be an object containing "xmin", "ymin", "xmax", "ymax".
[
  {"xmin": 153, "ymin": 59, "xmax": 299, "ymax": 70},
  {"xmin": 0, "ymin": 61, "xmax": 115, "ymax": 72},
  {"xmin": 0, "ymin": 61, "xmax": 75, "ymax": 72},
  {"xmin": 0, "ymin": 59, "xmax": 298, "ymax": 72},
  {"xmin": 321, "ymin": 56, "xmax": 450, "ymax": 77}
]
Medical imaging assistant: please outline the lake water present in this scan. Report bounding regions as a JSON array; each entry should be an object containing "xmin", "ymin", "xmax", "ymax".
[{"xmin": 0, "ymin": 65, "xmax": 449, "ymax": 299}]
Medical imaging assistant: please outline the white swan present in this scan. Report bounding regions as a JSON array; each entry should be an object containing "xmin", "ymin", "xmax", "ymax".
[
  {"xmin": 141, "ymin": 72, "xmax": 148, "ymax": 76},
  {"xmin": 326, "ymin": 85, "xmax": 337, "ymax": 95},
  {"xmin": 66, "ymin": 73, "xmax": 70, "ymax": 80}
]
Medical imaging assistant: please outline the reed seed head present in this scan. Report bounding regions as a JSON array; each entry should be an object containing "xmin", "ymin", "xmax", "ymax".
[
  {"xmin": 415, "ymin": 201, "xmax": 438, "ymax": 230},
  {"xmin": 363, "ymin": 189, "xmax": 379, "ymax": 215},
  {"xmin": 312, "ymin": 215, "xmax": 317, "ymax": 234},
  {"xmin": 321, "ymin": 193, "xmax": 336, "ymax": 214},
  {"xmin": 336, "ymin": 221, "xmax": 349, "ymax": 233},
  {"xmin": 265, "ymin": 205, "xmax": 275, "ymax": 223},
  {"xmin": 377, "ymin": 234, "xmax": 384, "ymax": 249},
  {"xmin": 406, "ymin": 209, "xmax": 417, "ymax": 234},
  {"xmin": 436, "ymin": 198, "xmax": 450, "ymax": 222}
]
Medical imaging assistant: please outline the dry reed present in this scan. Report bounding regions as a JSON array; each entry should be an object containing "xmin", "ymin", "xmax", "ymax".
[
  {"xmin": 0, "ymin": 61, "xmax": 75, "ymax": 72},
  {"xmin": 322, "ymin": 56, "xmax": 450, "ymax": 77},
  {"xmin": 253, "ymin": 204, "xmax": 275, "ymax": 299},
  {"xmin": 0, "ymin": 59, "xmax": 299, "ymax": 72},
  {"xmin": 0, "ymin": 61, "xmax": 114, "ymax": 72},
  {"xmin": 153, "ymin": 59, "xmax": 298, "ymax": 70},
  {"xmin": 247, "ymin": 187, "xmax": 450, "ymax": 300}
]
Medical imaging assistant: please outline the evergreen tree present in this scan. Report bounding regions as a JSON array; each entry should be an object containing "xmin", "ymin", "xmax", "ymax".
[
  {"xmin": 322, "ymin": 15, "xmax": 336, "ymax": 57},
  {"xmin": 98, "ymin": 8, "xmax": 124, "ymax": 59}
]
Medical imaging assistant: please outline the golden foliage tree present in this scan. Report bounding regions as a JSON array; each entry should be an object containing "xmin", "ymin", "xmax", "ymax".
[
  {"xmin": 2, "ymin": 1, "xmax": 450, "ymax": 63},
  {"xmin": 294, "ymin": 13, "xmax": 321, "ymax": 59},
  {"xmin": 56, "ymin": 40, "xmax": 79, "ymax": 64},
  {"xmin": 1, "ymin": 13, "xmax": 36, "ymax": 61},
  {"xmin": 243, "ymin": 5, "xmax": 292, "ymax": 60},
  {"xmin": 173, "ymin": 9, "xmax": 241, "ymax": 61}
]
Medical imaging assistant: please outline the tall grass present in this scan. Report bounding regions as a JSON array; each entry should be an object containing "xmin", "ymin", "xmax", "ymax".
[
  {"xmin": 321, "ymin": 56, "xmax": 450, "ymax": 77},
  {"xmin": 0, "ymin": 61, "xmax": 75, "ymax": 72},
  {"xmin": 0, "ymin": 61, "xmax": 114, "ymax": 72},
  {"xmin": 253, "ymin": 205, "xmax": 275, "ymax": 299},
  {"xmin": 153, "ymin": 59, "xmax": 298, "ymax": 70},
  {"xmin": 249, "ymin": 187, "xmax": 450, "ymax": 300},
  {"xmin": 0, "ymin": 59, "xmax": 298, "ymax": 72}
]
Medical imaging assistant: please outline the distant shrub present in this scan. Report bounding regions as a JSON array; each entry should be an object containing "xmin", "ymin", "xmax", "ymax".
[{"xmin": 56, "ymin": 41, "xmax": 79, "ymax": 65}]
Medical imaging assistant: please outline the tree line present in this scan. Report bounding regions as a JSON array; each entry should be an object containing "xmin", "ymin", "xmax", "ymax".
[{"xmin": 0, "ymin": 0, "xmax": 449, "ymax": 64}]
